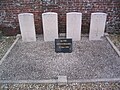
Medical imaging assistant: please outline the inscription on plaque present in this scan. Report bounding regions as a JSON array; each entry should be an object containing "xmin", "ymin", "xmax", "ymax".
[{"xmin": 55, "ymin": 39, "xmax": 72, "ymax": 53}]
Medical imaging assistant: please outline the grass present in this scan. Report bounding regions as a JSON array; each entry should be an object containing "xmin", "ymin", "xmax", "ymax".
[
  {"xmin": 0, "ymin": 36, "xmax": 16, "ymax": 60},
  {"xmin": 109, "ymin": 34, "xmax": 120, "ymax": 50}
]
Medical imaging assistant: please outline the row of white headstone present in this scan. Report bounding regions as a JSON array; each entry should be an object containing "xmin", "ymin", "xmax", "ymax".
[{"xmin": 18, "ymin": 12, "xmax": 107, "ymax": 42}]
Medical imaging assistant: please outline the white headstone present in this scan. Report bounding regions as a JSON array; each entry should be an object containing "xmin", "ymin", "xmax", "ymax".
[
  {"xmin": 18, "ymin": 13, "xmax": 36, "ymax": 42},
  {"xmin": 42, "ymin": 12, "xmax": 58, "ymax": 41},
  {"xmin": 89, "ymin": 13, "xmax": 107, "ymax": 40},
  {"xmin": 67, "ymin": 12, "xmax": 82, "ymax": 41}
]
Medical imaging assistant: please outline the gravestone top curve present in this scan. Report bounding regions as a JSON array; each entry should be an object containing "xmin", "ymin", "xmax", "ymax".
[
  {"xmin": 67, "ymin": 12, "xmax": 82, "ymax": 15},
  {"xmin": 42, "ymin": 12, "xmax": 57, "ymax": 15},
  {"xmin": 18, "ymin": 13, "xmax": 33, "ymax": 16}
]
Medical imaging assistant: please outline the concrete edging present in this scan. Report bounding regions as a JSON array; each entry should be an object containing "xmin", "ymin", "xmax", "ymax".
[
  {"xmin": 0, "ymin": 78, "xmax": 120, "ymax": 84},
  {"xmin": 0, "ymin": 80, "xmax": 58, "ymax": 84},
  {"xmin": 68, "ymin": 78, "xmax": 120, "ymax": 83},
  {"xmin": 0, "ymin": 35, "xmax": 20, "ymax": 65},
  {"xmin": 105, "ymin": 36, "xmax": 120, "ymax": 57}
]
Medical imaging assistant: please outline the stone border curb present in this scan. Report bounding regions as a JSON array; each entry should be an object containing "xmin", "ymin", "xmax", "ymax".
[
  {"xmin": 0, "ymin": 35, "xmax": 20, "ymax": 65},
  {"xmin": 0, "ymin": 78, "xmax": 120, "ymax": 84},
  {"xmin": 68, "ymin": 78, "xmax": 120, "ymax": 83},
  {"xmin": 105, "ymin": 35, "xmax": 120, "ymax": 57},
  {"xmin": 0, "ymin": 80, "xmax": 58, "ymax": 84}
]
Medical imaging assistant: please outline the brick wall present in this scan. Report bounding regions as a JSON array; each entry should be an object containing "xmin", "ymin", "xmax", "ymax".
[{"xmin": 0, "ymin": 0, "xmax": 120, "ymax": 35}]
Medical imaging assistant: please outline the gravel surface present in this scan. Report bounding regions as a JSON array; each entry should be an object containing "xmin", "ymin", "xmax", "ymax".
[
  {"xmin": 0, "ymin": 82, "xmax": 120, "ymax": 90},
  {"xmin": 0, "ymin": 35, "xmax": 120, "ymax": 80}
]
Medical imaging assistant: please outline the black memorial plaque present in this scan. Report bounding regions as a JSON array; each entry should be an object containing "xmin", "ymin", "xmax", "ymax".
[{"xmin": 55, "ymin": 39, "xmax": 72, "ymax": 53}]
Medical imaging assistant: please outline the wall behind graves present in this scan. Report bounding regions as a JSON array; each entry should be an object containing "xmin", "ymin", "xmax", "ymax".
[
  {"xmin": 0, "ymin": 0, "xmax": 42, "ymax": 35},
  {"xmin": 0, "ymin": 0, "xmax": 120, "ymax": 35}
]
